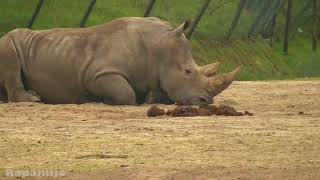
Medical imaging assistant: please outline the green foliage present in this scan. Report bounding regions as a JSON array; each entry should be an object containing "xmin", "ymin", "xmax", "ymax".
[
  {"xmin": 0, "ymin": 0, "xmax": 319, "ymax": 80},
  {"xmin": 192, "ymin": 38, "xmax": 294, "ymax": 80},
  {"xmin": 274, "ymin": 35, "xmax": 320, "ymax": 78}
]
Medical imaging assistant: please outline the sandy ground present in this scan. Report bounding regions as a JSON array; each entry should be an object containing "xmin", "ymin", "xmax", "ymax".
[{"xmin": 0, "ymin": 81, "xmax": 319, "ymax": 180}]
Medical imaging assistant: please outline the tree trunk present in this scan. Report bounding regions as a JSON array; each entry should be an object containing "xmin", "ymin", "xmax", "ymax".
[
  {"xmin": 247, "ymin": 0, "xmax": 284, "ymax": 38},
  {"xmin": 226, "ymin": 0, "xmax": 247, "ymax": 39},
  {"xmin": 312, "ymin": 0, "xmax": 318, "ymax": 51},
  {"xmin": 284, "ymin": 0, "xmax": 293, "ymax": 54},
  {"xmin": 247, "ymin": 1, "xmax": 271, "ymax": 37},
  {"xmin": 80, "ymin": 0, "xmax": 96, "ymax": 28},
  {"xmin": 186, "ymin": 0, "xmax": 211, "ymax": 39},
  {"xmin": 144, "ymin": 0, "xmax": 157, "ymax": 17},
  {"xmin": 27, "ymin": 0, "xmax": 45, "ymax": 29},
  {"xmin": 270, "ymin": 14, "xmax": 277, "ymax": 47},
  {"xmin": 208, "ymin": 0, "xmax": 233, "ymax": 15},
  {"xmin": 289, "ymin": 0, "xmax": 313, "ymax": 39}
]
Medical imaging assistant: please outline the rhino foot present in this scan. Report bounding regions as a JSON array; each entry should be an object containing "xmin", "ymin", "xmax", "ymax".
[{"xmin": 9, "ymin": 89, "xmax": 41, "ymax": 103}]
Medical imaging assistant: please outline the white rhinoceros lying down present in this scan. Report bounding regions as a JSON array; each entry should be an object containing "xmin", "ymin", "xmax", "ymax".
[{"xmin": 0, "ymin": 17, "xmax": 240, "ymax": 105}]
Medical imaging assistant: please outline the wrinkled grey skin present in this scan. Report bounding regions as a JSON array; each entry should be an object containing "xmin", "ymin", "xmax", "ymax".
[{"xmin": 0, "ymin": 17, "xmax": 220, "ymax": 105}]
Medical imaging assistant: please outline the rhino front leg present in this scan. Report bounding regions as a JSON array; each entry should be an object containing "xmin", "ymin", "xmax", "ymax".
[
  {"xmin": 87, "ymin": 74, "xmax": 136, "ymax": 105},
  {"xmin": 0, "ymin": 35, "xmax": 41, "ymax": 103},
  {"xmin": 144, "ymin": 90, "xmax": 174, "ymax": 104}
]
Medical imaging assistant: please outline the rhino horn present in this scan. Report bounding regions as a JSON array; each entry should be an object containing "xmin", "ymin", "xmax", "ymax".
[
  {"xmin": 199, "ymin": 62, "xmax": 221, "ymax": 77},
  {"xmin": 172, "ymin": 21, "xmax": 190, "ymax": 37},
  {"xmin": 208, "ymin": 66, "xmax": 242, "ymax": 96}
]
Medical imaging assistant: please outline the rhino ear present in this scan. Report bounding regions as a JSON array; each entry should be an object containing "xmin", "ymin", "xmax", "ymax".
[{"xmin": 171, "ymin": 21, "xmax": 190, "ymax": 37}]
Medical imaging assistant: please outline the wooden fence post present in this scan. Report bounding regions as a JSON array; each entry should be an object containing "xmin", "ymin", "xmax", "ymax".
[
  {"xmin": 144, "ymin": 0, "xmax": 157, "ymax": 17},
  {"xmin": 284, "ymin": 0, "xmax": 292, "ymax": 54},
  {"xmin": 27, "ymin": 0, "xmax": 45, "ymax": 29},
  {"xmin": 226, "ymin": 0, "xmax": 247, "ymax": 39},
  {"xmin": 80, "ymin": 0, "xmax": 96, "ymax": 28},
  {"xmin": 270, "ymin": 14, "xmax": 277, "ymax": 47},
  {"xmin": 312, "ymin": 0, "xmax": 319, "ymax": 51},
  {"xmin": 186, "ymin": 0, "xmax": 211, "ymax": 39},
  {"xmin": 289, "ymin": 0, "xmax": 312, "ymax": 40}
]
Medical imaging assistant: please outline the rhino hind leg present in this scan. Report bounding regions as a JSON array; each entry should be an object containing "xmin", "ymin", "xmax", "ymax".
[
  {"xmin": 0, "ymin": 35, "xmax": 41, "ymax": 103},
  {"xmin": 87, "ymin": 74, "xmax": 136, "ymax": 105}
]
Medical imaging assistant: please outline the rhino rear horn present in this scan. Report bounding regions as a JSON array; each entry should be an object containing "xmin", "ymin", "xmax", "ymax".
[
  {"xmin": 199, "ymin": 62, "xmax": 221, "ymax": 77},
  {"xmin": 208, "ymin": 66, "xmax": 242, "ymax": 96}
]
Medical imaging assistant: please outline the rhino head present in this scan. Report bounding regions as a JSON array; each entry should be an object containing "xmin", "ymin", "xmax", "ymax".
[{"xmin": 154, "ymin": 21, "xmax": 241, "ymax": 105}]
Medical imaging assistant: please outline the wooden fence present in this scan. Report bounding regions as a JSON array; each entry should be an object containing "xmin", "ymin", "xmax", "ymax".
[{"xmin": 25, "ymin": 0, "xmax": 319, "ymax": 53}]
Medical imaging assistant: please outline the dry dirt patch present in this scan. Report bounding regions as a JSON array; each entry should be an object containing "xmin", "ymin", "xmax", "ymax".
[{"xmin": 0, "ymin": 81, "xmax": 319, "ymax": 179}]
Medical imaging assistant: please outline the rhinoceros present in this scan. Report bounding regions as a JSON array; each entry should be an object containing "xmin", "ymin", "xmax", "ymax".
[{"xmin": 0, "ymin": 17, "xmax": 240, "ymax": 105}]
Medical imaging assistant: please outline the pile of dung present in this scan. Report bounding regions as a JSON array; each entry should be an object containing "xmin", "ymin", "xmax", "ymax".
[
  {"xmin": 147, "ymin": 103, "xmax": 253, "ymax": 117},
  {"xmin": 146, "ymin": 105, "xmax": 166, "ymax": 117}
]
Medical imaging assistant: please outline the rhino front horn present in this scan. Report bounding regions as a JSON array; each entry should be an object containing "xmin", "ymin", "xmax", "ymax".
[
  {"xmin": 199, "ymin": 62, "xmax": 221, "ymax": 77},
  {"xmin": 208, "ymin": 66, "xmax": 242, "ymax": 96}
]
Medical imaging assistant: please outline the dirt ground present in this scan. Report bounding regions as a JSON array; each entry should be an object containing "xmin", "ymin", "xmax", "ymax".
[{"xmin": 0, "ymin": 81, "xmax": 319, "ymax": 180}]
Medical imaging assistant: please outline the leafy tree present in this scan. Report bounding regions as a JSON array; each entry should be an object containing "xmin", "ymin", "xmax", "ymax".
[{"xmin": 223, "ymin": 0, "xmax": 319, "ymax": 52}]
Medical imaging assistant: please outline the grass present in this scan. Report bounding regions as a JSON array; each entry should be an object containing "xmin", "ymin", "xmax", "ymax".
[
  {"xmin": 0, "ymin": 0, "xmax": 319, "ymax": 80},
  {"xmin": 274, "ymin": 35, "xmax": 320, "ymax": 78}
]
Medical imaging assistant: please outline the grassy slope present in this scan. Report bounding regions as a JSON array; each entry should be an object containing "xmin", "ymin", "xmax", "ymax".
[
  {"xmin": 274, "ymin": 36, "xmax": 320, "ymax": 78},
  {"xmin": 0, "ymin": 0, "xmax": 319, "ymax": 80}
]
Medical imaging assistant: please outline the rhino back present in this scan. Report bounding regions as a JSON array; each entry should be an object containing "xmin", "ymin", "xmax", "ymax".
[{"xmin": 9, "ymin": 17, "xmax": 170, "ymax": 103}]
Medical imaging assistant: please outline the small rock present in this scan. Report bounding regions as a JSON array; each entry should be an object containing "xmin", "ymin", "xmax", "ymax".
[{"xmin": 298, "ymin": 111, "xmax": 304, "ymax": 115}]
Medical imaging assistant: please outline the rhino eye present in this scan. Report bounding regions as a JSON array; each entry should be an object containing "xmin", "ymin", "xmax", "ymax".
[{"xmin": 185, "ymin": 69, "xmax": 192, "ymax": 75}]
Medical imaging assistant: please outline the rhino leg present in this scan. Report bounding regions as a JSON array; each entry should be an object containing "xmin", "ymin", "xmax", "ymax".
[
  {"xmin": 87, "ymin": 74, "xmax": 136, "ymax": 105},
  {"xmin": 0, "ymin": 35, "xmax": 41, "ymax": 103},
  {"xmin": 144, "ymin": 90, "xmax": 174, "ymax": 104},
  {"xmin": 0, "ymin": 87, "xmax": 8, "ymax": 103}
]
